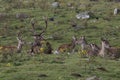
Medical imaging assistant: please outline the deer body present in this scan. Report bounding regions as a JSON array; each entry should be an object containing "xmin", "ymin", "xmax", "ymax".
[
  {"xmin": 57, "ymin": 36, "xmax": 76, "ymax": 53},
  {"xmin": 0, "ymin": 46, "xmax": 16, "ymax": 54},
  {"xmin": 58, "ymin": 42, "xmax": 75, "ymax": 53},
  {"xmin": 107, "ymin": 47, "xmax": 120, "ymax": 58}
]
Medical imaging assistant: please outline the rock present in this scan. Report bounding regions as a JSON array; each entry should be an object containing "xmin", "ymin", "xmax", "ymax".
[
  {"xmin": 113, "ymin": 8, "xmax": 120, "ymax": 15},
  {"xmin": 51, "ymin": 2, "xmax": 60, "ymax": 8},
  {"xmin": 38, "ymin": 74, "xmax": 48, "ymax": 77},
  {"xmin": 73, "ymin": 25, "xmax": 86, "ymax": 30},
  {"xmin": 67, "ymin": 3, "xmax": 73, "ymax": 7},
  {"xmin": 106, "ymin": 0, "xmax": 120, "ymax": 2},
  {"xmin": 71, "ymin": 73, "xmax": 82, "ymax": 77},
  {"xmin": 16, "ymin": 13, "xmax": 29, "ymax": 21},
  {"xmin": 76, "ymin": 12, "xmax": 90, "ymax": 19},
  {"xmin": 96, "ymin": 67, "xmax": 108, "ymax": 72},
  {"xmin": 89, "ymin": 0, "xmax": 98, "ymax": 1},
  {"xmin": 86, "ymin": 76, "xmax": 100, "ymax": 80},
  {"xmin": 49, "ymin": 17, "xmax": 54, "ymax": 21}
]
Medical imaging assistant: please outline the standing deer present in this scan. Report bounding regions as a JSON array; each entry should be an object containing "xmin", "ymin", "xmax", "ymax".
[
  {"xmin": 56, "ymin": 36, "xmax": 77, "ymax": 54},
  {"xmin": 99, "ymin": 38, "xmax": 120, "ymax": 58}
]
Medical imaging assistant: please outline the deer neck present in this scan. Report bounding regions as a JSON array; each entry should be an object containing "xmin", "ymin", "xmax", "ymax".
[
  {"xmin": 99, "ymin": 43, "xmax": 106, "ymax": 57},
  {"xmin": 81, "ymin": 41, "xmax": 87, "ymax": 50},
  {"xmin": 101, "ymin": 43, "xmax": 106, "ymax": 51},
  {"xmin": 71, "ymin": 41, "xmax": 76, "ymax": 49}
]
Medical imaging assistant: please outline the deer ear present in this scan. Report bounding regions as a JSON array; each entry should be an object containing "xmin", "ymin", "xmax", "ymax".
[{"xmin": 72, "ymin": 36, "xmax": 76, "ymax": 40}]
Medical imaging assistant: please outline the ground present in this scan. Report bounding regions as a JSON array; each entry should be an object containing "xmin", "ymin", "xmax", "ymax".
[{"xmin": 0, "ymin": 0, "xmax": 120, "ymax": 80}]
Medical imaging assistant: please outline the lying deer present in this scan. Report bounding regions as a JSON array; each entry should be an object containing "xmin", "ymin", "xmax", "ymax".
[
  {"xmin": 88, "ymin": 43, "xmax": 100, "ymax": 56},
  {"xmin": 0, "ymin": 31, "xmax": 25, "ymax": 54},
  {"xmin": 29, "ymin": 16, "xmax": 48, "ymax": 55},
  {"xmin": 56, "ymin": 36, "xmax": 77, "ymax": 54},
  {"xmin": 76, "ymin": 36, "xmax": 100, "ymax": 57},
  {"xmin": 75, "ymin": 36, "xmax": 92, "ymax": 57},
  {"xmin": 0, "ymin": 46, "xmax": 16, "ymax": 53},
  {"xmin": 75, "ymin": 36, "xmax": 88, "ymax": 50},
  {"xmin": 99, "ymin": 38, "xmax": 120, "ymax": 58}
]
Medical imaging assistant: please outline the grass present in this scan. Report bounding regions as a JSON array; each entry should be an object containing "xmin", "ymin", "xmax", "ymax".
[
  {"xmin": 0, "ymin": 0, "xmax": 120, "ymax": 80},
  {"xmin": 0, "ymin": 54, "xmax": 120, "ymax": 80}
]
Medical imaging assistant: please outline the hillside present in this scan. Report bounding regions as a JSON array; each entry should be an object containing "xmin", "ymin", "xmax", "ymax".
[{"xmin": 0, "ymin": 0, "xmax": 120, "ymax": 80}]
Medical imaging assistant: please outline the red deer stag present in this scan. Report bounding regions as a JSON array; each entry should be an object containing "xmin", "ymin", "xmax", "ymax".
[{"xmin": 29, "ymin": 16, "xmax": 48, "ymax": 55}]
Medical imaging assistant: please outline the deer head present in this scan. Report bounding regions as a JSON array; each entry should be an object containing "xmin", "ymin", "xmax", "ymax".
[
  {"xmin": 16, "ymin": 31, "xmax": 25, "ymax": 53},
  {"xmin": 101, "ymin": 38, "xmax": 110, "ymax": 49},
  {"xmin": 29, "ymin": 16, "xmax": 48, "ymax": 54},
  {"xmin": 75, "ymin": 36, "xmax": 88, "ymax": 50},
  {"xmin": 90, "ymin": 43, "xmax": 100, "ymax": 50}
]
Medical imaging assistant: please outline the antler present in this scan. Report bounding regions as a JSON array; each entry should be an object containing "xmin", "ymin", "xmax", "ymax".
[
  {"xmin": 30, "ymin": 18, "xmax": 36, "ymax": 34},
  {"xmin": 33, "ymin": 16, "xmax": 48, "ymax": 37}
]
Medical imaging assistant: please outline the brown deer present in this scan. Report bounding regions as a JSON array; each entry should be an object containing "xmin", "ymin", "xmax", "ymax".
[
  {"xmin": 29, "ymin": 16, "xmax": 48, "ymax": 54},
  {"xmin": 88, "ymin": 43, "xmax": 100, "ymax": 56},
  {"xmin": 75, "ymin": 36, "xmax": 89, "ymax": 50},
  {"xmin": 57, "ymin": 36, "xmax": 77, "ymax": 54},
  {"xmin": 44, "ymin": 42, "xmax": 53, "ymax": 54},
  {"xmin": 0, "ymin": 31, "xmax": 24, "ymax": 56},
  {"xmin": 76, "ymin": 36, "xmax": 100, "ymax": 57},
  {"xmin": 0, "ymin": 45, "xmax": 16, "ymax": 60},
  {"xmin": 99, "ymin": 38, "xmax": 120, "ymax": 58},
  {"xmin": 0, "ymin": 46, "xmax": 16, "ymax": 53}
]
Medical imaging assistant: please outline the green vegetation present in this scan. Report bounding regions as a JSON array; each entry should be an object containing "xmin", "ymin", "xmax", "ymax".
[{"xmin": 0, "ymin": 0, "xmax": 120, "ymax": 80}]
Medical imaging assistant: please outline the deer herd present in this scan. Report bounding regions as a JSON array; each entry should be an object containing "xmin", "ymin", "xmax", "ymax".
[{"xmin": 0, "ymin": 17, "xmax": 120, "ymax": 60}]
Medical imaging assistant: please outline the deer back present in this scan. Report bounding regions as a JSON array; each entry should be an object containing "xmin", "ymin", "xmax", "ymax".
[
  {"xmin": 107, "ymin": 47, "xmax": 120, "ymax": 58},
  {"xmin": 58, "ymin": 36, "xmax": 77, "ymax": 53}
]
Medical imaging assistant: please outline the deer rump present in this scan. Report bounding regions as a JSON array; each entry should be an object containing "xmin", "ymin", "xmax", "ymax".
[{"xmin": 107, "ymin": 47, "xmax": 120, "ymax": 58}]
